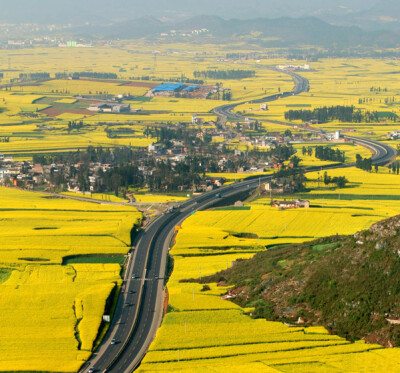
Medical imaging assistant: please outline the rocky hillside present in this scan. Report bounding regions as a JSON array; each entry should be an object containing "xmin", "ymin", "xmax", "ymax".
[{"xmin": 195, "ymin": 215, "xmax": 400, "ymax": 347}]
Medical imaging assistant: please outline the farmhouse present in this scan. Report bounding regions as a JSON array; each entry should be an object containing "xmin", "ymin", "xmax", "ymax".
[
  {"xmin": 88, "ymin": 103, "xmax": 130, "ymax": 113},
  {"xmin": 271, "ymin": 199, "xmax": 310, "ymax": 209},
  {"xmin": 88, "ymin": 103, "xmax": 110, "ymax": 112},
  {"xmin": 0, "ymin": 168, "xmax": 9, "ymax": 180},
  {"xmin": 112, "ymin": 104, "xmax": 130, "ymax": 113},
  {"xmin": 389, "ymin": 130, "xmax": 400, "ymax": 140}
]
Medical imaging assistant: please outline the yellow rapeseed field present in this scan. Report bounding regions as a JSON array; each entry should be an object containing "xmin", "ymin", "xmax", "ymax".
[
  {"xmin": 0, "ymin": 187, "xmax": 141, "ymax": 371},
  {"xmin": 139, "ymin": 166, "xmax": 400, "ymax": 372}
]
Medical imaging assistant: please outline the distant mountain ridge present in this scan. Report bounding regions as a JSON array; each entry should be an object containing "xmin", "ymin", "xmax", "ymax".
[
  {"xmin": 2, "ymin": 0, "xmax": 400, "ymax": 47},
  {"xmin": 70, "ymin": 15, "xmax": 398, "ymax": 48},
  {"xmin": 0, "ymin": 0, "xmax": 390, "ymax": 27}
]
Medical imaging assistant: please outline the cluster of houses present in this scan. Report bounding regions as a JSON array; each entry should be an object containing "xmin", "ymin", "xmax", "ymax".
[
  {"xmin": 0, "ymin": 154, "xmax": 53, "ymax": 188},
  {"xmin": 387, "ymin": 130, "xmax": 400, "ymax": 140},
  {"xmin": 160, "ymin": 28, "xmax": 209, "ymax": 38},
  {"xmin": 88, "ymin": 102, "xmax": 132, "ymax": 113},
  {"xmin": 271, "ymin": 198, "xmax": 310, "ymax": 209},
  {"xmin": 234, "ymin": 130, "xmax": 307, "ymax": 150},
  {"xmin": 276, "ymin": 64, "xmax": 311, "ymax": 72},
  {"xmin": 0, "ymin": 142, "xmax": 229, "ymax": 193},
  {"xmin": 265, "ymin": 178, "xmax": 298, "ymax": 194},
  {"xmin": 0, "ymin": 115, "xmax": 329, "ymax": 195},
  {"xmin": 0, "ymin": 155, "xmax": 115, "ymax": 191}
]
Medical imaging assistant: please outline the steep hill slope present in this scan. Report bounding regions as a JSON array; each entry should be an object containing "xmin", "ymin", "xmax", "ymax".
[{"xmin": 198, "ymin": 215, "xmax": 400, "ymax": 347}]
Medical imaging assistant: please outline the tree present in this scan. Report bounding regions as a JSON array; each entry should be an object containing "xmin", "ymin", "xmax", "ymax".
[
  {"xmin": 323, "ymin": 171, "xmax": 331, "ymax": 185},
  {"xmin": 332, "ymin": 176, "xmax": 348, "ymax": 188},
  {"xmin": 284, "ymin": 129, "xmax": 293, "ymax": 138},
  {"xmin": 290, "ymin": 155, "xmax": 302, "ymax": 168},
  {"xmin": 355, "ymin": 154, "xmax": 363, "ymax": 169}
]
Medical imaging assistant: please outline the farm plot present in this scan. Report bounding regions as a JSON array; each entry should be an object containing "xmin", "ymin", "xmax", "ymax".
[
  {"xmin": 0, "ymin": 187, "xmax": 141, "ymax": 371},
  {"xmin": 139, "ymin": 166, "xmax": 400, "ymax": 372}
]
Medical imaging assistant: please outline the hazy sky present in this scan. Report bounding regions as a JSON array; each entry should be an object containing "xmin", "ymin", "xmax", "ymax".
[{"xmin": 0, "ymin": 0, "xmax": 383, "ymax": 24}]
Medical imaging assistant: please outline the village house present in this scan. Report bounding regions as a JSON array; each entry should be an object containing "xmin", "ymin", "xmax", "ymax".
[
  {"xmin": 271, "ymin": 199, "xmax": 310, "ymax": 209},
  {"xmin": 88, "ymin": 103, "xmax": 130, "ymax": 113},
  {"xmin": 265, "ymin": 177, "xmax": 296, "ymax": 193},
  {"xmin": 0, "ymin": 168, "xmax": 9, "ymax": 181},
  {"xmin": 234, "ymin": 200, "xmax": 244, "ymax": 207}
]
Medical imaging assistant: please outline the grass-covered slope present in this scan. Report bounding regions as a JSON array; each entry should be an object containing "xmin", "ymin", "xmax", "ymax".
[{"xmin": 199, "ymin": 215, "xmax": 400, "ymax": 348}]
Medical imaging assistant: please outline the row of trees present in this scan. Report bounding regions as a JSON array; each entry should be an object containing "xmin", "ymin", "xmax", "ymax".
[
  {"xmin": 61, "ymin": 72, "xmax": 119, "ymax": 80},
  {"xmin": 276, "ymin": 167, "xmax": 307, "ymax": 192},
  {"xmin": 67, "ymin": 121, "xmax": 84, "ymax": 132},
  {"xmin": 355, "ymin": 154, "xmax": 372, "ymax": 172},
  {"xmin": 358, "ymin": 97, "xmax": 397, "ymax": 106},
  {"xmin": 128, "ymin": 76, "xmax": 205, "ymax": 84},
  {"xmin": 19, "ymin": 73, "xmax": 50, "ymax": 80},
  {"xmin": 284, "ymin": 105, "xmax": 394, "ymax": 123},
  {"xmin": 33, "ymin": 146, "xmax": 141, "ymax": 166},
  {"xmin": 370, "ymin": 86, "xmax": 388, "ymax": 92},
  {"xmin": 221, "ymin": 90, "xmax": 232, "ymax": 101},
  {"xmin": 323, "ymin": 172, "xmax": 348, "ymax": 188},
  {"xmin": 388, "ymin": 162, "xmax": 400, "ymax": 174},
  {"xmin": 315, "ymin": 146, "xmax": 345, "ymax": 163},
  {"xmin": 269, "ymin": 144, "xmax": 296, "ymax": 161},
  {"xmin": 193, "ymin": 70, "xmax": 255, "ymax": 80},
  {"xmin": 301, "ymin": 146, "xmax": 314, "ymax": 156}
]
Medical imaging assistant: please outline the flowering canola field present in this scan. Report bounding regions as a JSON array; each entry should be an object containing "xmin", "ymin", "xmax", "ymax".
[
  {"xmin": 139, "ymin": 167, "xmax": 400, "ymax": 372},
  {"xmin": 0, "ymin": 45, "xmax": 296, "ymax": 157},
  {"xmin": 0, "ymin": 187, "xmax": 141, "ymax": 371}
]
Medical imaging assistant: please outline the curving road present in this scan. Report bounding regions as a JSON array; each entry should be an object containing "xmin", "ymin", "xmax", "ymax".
[
  {"xmin": 213, "ymin": 68, "xmax": 309, "ymax": 120},
  {"xmin": 81, "ymin": 69, "xmax": 396, "ymax": 373}
]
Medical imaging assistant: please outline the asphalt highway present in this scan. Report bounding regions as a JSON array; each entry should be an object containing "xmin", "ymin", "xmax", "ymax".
[{"xmin": 82, "ymin": 69, "xmax": 396, "ymax": 373}]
